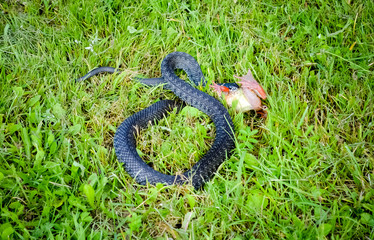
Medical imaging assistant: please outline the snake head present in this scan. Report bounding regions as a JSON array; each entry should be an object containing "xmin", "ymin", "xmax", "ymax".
[
  {"xmin": 211, "ymin": 82, "xmax": 262, "ymax": 113},
  {"xmin": 234, "ymin": 69, "xmax": 267, "ymax": 100},
  {"xmin": 210, "ymin": 72, "xmax": 268, "ymax": 117},
  {"xmin": 210, "ymin": 82, "xmax": 230, "ymax": 97}
]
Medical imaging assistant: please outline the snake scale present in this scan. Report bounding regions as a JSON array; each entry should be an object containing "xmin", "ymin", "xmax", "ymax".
[{"xmin": 77, "ymin": 52, "xmax": 235, "ymax": 189}]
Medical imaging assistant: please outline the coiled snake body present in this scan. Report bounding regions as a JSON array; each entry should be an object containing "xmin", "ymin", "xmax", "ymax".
[{"xmin": 77, "ymin": 52, "xmax": 235, "ymax": 189}]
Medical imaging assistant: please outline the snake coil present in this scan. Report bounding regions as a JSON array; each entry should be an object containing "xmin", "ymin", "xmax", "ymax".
[{"xmin": 78, "ymin": 52, "xmax": 235, "ymax": 189}]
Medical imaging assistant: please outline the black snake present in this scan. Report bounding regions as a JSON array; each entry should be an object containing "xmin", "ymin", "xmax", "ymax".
[{"xmin": 77, "ymin": 52, "xmax": 235, "ymax": 189}]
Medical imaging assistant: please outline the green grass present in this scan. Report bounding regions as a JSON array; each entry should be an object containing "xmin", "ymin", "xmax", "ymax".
[{"xmin": 1, "ymin": 0, "xmax": 374, "ymax": 239}]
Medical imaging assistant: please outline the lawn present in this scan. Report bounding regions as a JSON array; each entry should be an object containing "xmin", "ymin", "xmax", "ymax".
[{"xmin": 1, "ymin": 0, "xmax": 373, "ymax": 239}]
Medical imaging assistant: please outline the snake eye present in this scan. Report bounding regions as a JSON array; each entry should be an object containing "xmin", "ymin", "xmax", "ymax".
[
  {"xmin": 221, "ymin": 83, "xmax": 240, "ymax": 92},
  {"xmin": 226, "ymin": 85, "xmax": 238, "ymax": 92},
  {"xmin": 229, "ymin": 86, "xmax": 238, "ymax": 91}
]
